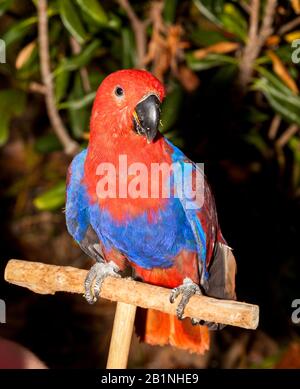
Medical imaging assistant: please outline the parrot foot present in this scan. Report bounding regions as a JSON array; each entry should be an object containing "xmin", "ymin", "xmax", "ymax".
[
  {"xmin": 191, "ymin": 318, "xmax": 225, "ymax": 330},
  {"xmin": 84, "ymin": 261, "xmax": 121, "ymax": 304},
  {"xmin": 169, "ymin": 277, "xmax": 202, "ymax": 320}
]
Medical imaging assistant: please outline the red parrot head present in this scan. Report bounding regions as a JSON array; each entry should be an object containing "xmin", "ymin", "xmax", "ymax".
[{"xmin": 90, "ymin": 69, "xmax": 165, "ymax": 144}]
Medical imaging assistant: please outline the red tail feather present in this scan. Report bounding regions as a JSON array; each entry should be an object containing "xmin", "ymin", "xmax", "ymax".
[{"xmin": 136, "ymin": 308, "xmax": 210, "ymax": 354}]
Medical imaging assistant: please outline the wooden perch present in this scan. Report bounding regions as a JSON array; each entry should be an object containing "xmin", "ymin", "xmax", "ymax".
[{"xmin": 4, "ymin": 259, "xmax": 259, "ymax": 330}]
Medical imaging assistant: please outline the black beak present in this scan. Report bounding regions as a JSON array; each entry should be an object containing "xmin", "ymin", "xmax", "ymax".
[{"xmin": 133, "ymin": 94, "xmax": 161, "ymax": 143}]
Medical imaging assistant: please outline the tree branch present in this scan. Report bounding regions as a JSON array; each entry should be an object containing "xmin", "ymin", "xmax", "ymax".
[
  {"xmin": 238, "ymin": 0, "xmax": 260, "ymax": 88},
  {"xmin": 278, "ymin": 15, "xmax": 300, "ymax": 35},
  {"xmin": 276, "ymin": 124, "xmax": 299, "ymax": 148},
  {"xmin": 28, "ymin": 82, "xmax": 47, "ymax": 95},
  {"xmin": 118, "ymin": 0, "xmax": 146, "ymax": 68},
  {"xmin": 238, "ymin": 0, "xmax": 277, "ymax": 89},
  {"xmin": 268, "ymin": 114, "xmax": 281, "ymax": 140},
  {"xmin": 5, "ymin": 259, "xmax": 259, "ymax": 330},
  {"xmin": 257, "ymin": 0, "xmax": 277, "ymax": 46},
  {"xmin": 37, "ymin": 0, "xmax": 79, "ymax": 156},
  {"xmin": 240, "ymin": 1, "xmax": 251, "ymax": 14}
]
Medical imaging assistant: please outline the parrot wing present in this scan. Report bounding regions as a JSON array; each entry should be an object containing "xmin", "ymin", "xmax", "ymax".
[
  {"xmin": 165, "ymin": 139, "xmax": 236, "ymax": 299},
  {"xmin": 66, "ymin": 149, "xmax": 104, "ymax": 263}
]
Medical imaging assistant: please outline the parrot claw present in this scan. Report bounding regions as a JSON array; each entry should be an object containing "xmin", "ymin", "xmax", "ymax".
[
  {"xmin": 84, "ymin": 261, "xmax": 121, "ymax": 304},
  {"xmin": 169, "ymin": 277, "xmax": 202, "ymax": 320},
  {"xmin": 191, "ymin": 318, "xmax": 225, "ymax": 330}
]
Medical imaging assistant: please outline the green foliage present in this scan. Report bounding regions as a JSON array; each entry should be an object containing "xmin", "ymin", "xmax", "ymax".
[
  {"xmin": 35, "ymin": 134, "xmax": 62, "ymax": 153},
  {"xmin": 163, "ymin": 0, "xmax": 178, "ymax": 24},
  {"xmin": 54, "ymin": 39, "xmax": 101, "ymax": 76},
  {"xmin": 0, "ymin": 89, "xmax": 26, "ymax": 145},
  {"xmin": 33, "ymin": 181, "xmax": 66, "ymax": 211},
  {"xmin": 75, "ymin": 0, "xmax": 108, "ymax": 26},
  {"xmin": 220, "ymin": 3, "xmax": 247, "ymax": 41},
  {"xmin": 189, "ymin": 28, "xmax": 229, "ymax": 46},
  {"xmin": 67, "ymin": 73, "xmax": 90, "ymax": 138},
  {"xmin": 1, "ymin": 0, "xmax": 300, "ymax": 213},
  {"xmin": 253, "ymin": 68, "xmax": 300, "ymax": 127},
  {"xmin": 59, "ymin": 0, "xmax": 89, "ymax": 44},
  {"xmin": 193, "ymin": 0, "xmax": 224, "ymax": 27},
  {"xmin": 58, "ymin": 91, "xmax": 96, "ymax": 110},
  {"xmin": 0, "ymin": 0, "xmax": 13, "ymax": 16},
  {"xmin": 3, "ymin": 16, "xmax": 38, "ymax": 47},
  {"xmin": 186, "ymin": 52, "xmax": 238, "ymax": 71}
]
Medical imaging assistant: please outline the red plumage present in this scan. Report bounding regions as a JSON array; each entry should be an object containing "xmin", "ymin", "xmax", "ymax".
[{"xmin": 67, "ymin": 69, "xmax": 236, "ymax": 355}]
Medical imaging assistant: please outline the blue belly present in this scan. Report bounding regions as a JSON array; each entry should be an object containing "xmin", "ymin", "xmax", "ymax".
[{"xmin": 89, "ymin": 199, "xmax": 197, "ymax": 269}]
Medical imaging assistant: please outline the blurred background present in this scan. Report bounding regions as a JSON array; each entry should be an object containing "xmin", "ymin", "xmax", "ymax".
[{"xmin": 0, "ymin": 0, "xmax": 300, "ymax": 368}]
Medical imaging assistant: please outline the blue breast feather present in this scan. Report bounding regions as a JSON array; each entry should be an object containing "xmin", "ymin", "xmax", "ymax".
[{"xmin": 66, "ymin": 140, "xmax": 208, "ymax": 278}]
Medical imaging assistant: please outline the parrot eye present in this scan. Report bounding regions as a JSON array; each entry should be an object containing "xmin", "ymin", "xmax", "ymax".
[{"xmin": 115, "ymin": 87, "xmax": 124, "ymax": 97}]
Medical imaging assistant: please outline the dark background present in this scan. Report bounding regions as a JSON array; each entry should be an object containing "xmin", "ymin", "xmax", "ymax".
[{"xmin": 0, "ymin": 0, "xmax": 300, "ymax": 368}]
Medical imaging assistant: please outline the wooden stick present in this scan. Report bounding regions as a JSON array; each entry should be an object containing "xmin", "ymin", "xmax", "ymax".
[
  {"xmin": 4, "ymin": 259, "xmax": 259, "ymax": 330},
  {"xmin": 106, "ymin": 302, "xmax": 137, "ymax": 369}
]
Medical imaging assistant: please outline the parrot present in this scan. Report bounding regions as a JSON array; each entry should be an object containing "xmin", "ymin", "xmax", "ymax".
[{"xmin": 65, "ymin": 69, "xmax": 237, "ymax": 354}]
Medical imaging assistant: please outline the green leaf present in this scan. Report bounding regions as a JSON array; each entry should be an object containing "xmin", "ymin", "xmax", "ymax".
[
  {"xmin": 55, "ymin": 70, "xmax": 71, "ymax": 103},
  {"xmin": 54, "ymin": 39, "xmax": 101, "ymax": 76},
  {"xmin": 3, "ymin": 16, "xmax": 37, "ymax": 47},
  {"xmin": 193, "ymin": 0, "xmax": 224, "ymax": 27},
  {"xmin": 289, "ymin": 65, "xmax": 299, "ymax": 80},
  {"xmin": 33, "ymin": 181, "xmax": 66, "ymax": 211},
  {"xmin": 253, "ymin": 78, "xmax": 300, "ymax": 126},
  {"xmin": 0, "ymin": 89, "xmax": 26, "ymax": 146},
  {"xmin": 254, "ymin": 68, "xmax": 300, "ymax": 108},
  {"xmin": 0, "ymin": 115, "xmax": 10, "ymax": 146},
  {"xmin": 263, "ymin": 82, "xmax": 300, "ymax": 109},
  {"xmin": 275, "ymin": 45, "xmax": 295, "ymax": 63},
  {"xmin": 87, "ymin": 70, "xmax": 106, "ymax": 91},
  {"xmin": 59, "ymin": 0, "xmax": 88, "ymax": 44},
  {"xmin": 107, "ymin": 12, "xmax": 122, "ymax": 30},
  {"xmin": 189, "ymin": 28, "xmax": 229, "ymax": 46},
  {"xmin": 35, "ymin": 134, "xmax": 63, "ymax": 153},
  {"xmin": 58, "ymin": 91, "xmax": 96, "ymax": 110},
  {"xmin": 3, "ymin": 8, "xmax": 56, "ymax": 47},
  {"xmin": 289, "ymin": 138, "xmax": 300, "ymax": 164},
  {"xmin": 256, "ymin": 66, "xmax": 295, "ymax": 95},
  {"xmin": 67, "ymin": 73, "xmax": 89, "ymax": 138},
  {"xmin": 220, "ymin": 3, "xmax": 247, "ymax": 41},
  {"xmin": 245, "ymin": 107, "xmax": 270, "ymax": 124},
  {"xmin": 265, "ymin": 93, "xmax": 300, "ymax": 126},
  {"xmin": 160, "ymin": 84, "xmax": 183, "ymax": 133},
  {"xmin": 186, "ymin": 52, "xmax": 238, "ymax": 71},
  {"xmin": 122, "ymin": 28, "xmax": 135, "ymax": 68},
  {"xmin": 75, "ymin": 0, "xmax": 108, "ymax": 25},
  {"xmin": 0, "ymin": 0, "xmax": 13, "ymax": 16},
  {"xmin": 220, "ymin": 14, "xmax": 246, "ymax": 41},
  {"xmin": 163, "ymin": 0, "xmax": 178, "ymax": 23}
]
